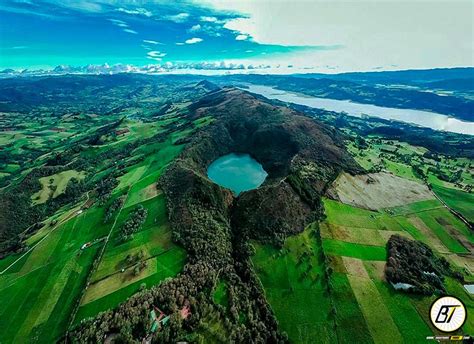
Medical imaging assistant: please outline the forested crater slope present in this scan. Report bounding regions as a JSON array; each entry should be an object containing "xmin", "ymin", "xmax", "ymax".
[
  {"xmin": 73, "ymin": 87, "xmax": 361, "ymax": 342},
  {"xmin": 162, "ymin": 87, "xmax": 362, "ymax": 246}
]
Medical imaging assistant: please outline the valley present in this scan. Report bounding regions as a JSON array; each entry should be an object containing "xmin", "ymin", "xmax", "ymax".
[{"xmin": 0, "ymin": 74, "xmax": 472, "ymax": 343}]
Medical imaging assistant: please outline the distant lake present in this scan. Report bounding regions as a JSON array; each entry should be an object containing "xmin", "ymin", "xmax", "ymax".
[
  {"xmin": 207, "ymin": 153, "xmax": 267, "ymax": 195},
  {"xmin": 244, "ymin": 84, "xmax": 474, "ymax": 135},
  {"xmin": 465, "ymin": 284, "xmax": 474, "ymax": 294}
]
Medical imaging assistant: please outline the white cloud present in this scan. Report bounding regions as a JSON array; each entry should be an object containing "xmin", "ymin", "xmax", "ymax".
[
  {"xmin": 185, "ymin": 37, "xmax": 203, "ymax": 44},
  {"xmin": 200, "ymin": 16, "xmax": 217, "ymax": 22},
  {"xmin": 117, "ymin": 8, "xmax": 152, "ymax": 17},
  {"xmin": 143, "ymin": 39, "xmax": 162, "ymax": 45},
  {"xmin": 175, "ymin": 42, "xmax": 185, "ymax": 46},
  {"xmin": 235, "ymin": 34, "xmax": 248, "ymax": 41},
  {"xmin": 165, "ymin": 12, "xmax": 189, "ymax": 23},
  {"xmin": 147, "ymin": 50, "xmax": 166, "ymax": 61},
  {"xmin": 123, "ymin": 29, "xmax": 138, "ymax": 34},
  {"xmin": 147, "ymin": 51, "xmax": 166, "ymax": 58},
  {"xmin": 189, "ymin": 24, "xmax": 201, "ymax": 32},
  {"xmin": 108, "ymin": 18, "xmax": 128, "ymax": 27},
  {"xmin": 59, "ymin": 1, "xmax": 103, "ymax": 13},
  {"xmin": 203, "ymin": 0, "xmax": 473, "ymax": 72}
]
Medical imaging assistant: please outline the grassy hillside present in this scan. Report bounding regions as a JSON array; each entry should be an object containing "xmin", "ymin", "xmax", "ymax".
[
  {"xmin": 319, "ymin": 197, "xmax": 473, "ymax": 343},
  {"xmin": 432, "ymin": 183, "xmax": 474, "ymax": 222},
  {"xmin": 252, "ymin": 225, "xmax": 336, "ymax": 343},
  {"xmin": 0, "ymin": 87, "xmax": 205, "ymax": 342},
  {"xmin": 1, "ymin": 75, "xmax": 473, "ymax": 343}
]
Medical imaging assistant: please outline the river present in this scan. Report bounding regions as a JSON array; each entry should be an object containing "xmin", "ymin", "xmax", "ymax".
[{"xmin": 243, "ymin": 84, "xmax": 474, "ymax": 135}]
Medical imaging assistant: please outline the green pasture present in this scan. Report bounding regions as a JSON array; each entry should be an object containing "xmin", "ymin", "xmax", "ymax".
[
  {"xmin": 31, "ymin": 170, "xmax": 86, "ymax": 205},
  {"xmin": 432, "ymin": 184, "xmax": 474, "ymax": 223},
  {"xmin": 323, "ymin": 199, "xmax": 404, "ymax": 231},
  {"xmin": 252, "ymin": 226, "xmax": 337, "ymax": 343},
  {"xmin": 75, "ymin": 247, "xmax": 185, "ymax": 323},
  {"xmin": 213, "ymin": 281, "xmax": 229, "ymax": 308},
  {"xmin": 329, "ymin": 272, "xmax": 373, "ymax": 343},
  {"xmin": 322, "ymin": 240, "xmax": 387, "ymax": 261}
]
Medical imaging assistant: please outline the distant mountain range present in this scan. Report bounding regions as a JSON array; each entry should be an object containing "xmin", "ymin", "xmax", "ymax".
[
  {"xmin": 2, "ymin": 64, "xmax": 473, "ymax": 82},
  {"xmin": 2, "ymin": 65, "xmax": 472, "ymax": 121},
  {"xmin": 294, "ymin": 67, "xmax": 474, "ymax": 85}
]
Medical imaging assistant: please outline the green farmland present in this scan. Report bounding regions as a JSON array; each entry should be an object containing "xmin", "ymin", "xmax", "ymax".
[
  {"xmin": 1, "ymin": 73, "xmax": 473, "ymax": 343},
  {"xmin": 252, "ymin": 225, "xmax": 336, "ymax": 344},
  {"xmin": 320, "ymin": 196, "xmax": 474, "ymax": 343},
  {"xmin": 0, "ymin": 108, "xmax": 201, "ymax": 342}
]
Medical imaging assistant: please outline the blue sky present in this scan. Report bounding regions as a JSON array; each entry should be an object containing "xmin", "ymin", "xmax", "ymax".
[{"xmin": 0, "ymin": 0, "xmax": 472, "ymax": 73}]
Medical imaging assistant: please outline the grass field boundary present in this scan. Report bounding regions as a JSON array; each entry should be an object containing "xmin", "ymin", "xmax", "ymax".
[
  {"xmin": 67, "ymin": 188, "xmax": 129, "ymax": 330},
  {"xmin": 87, "ymin": 246, "xmax": 174, "ymax": 286},
  {"xmin": 388, "ymin": 206, "xmax": 445, "ymax": 218},
  {"xmin": 347, "ymin": 274, "xmax": 403, "ymax": 343},
  {"xmin": 0, "ymin": 196, "xmax": 87, "ymax": 275},
  {"xmin": 430, "ymin": 185, "xmax": 473, "ymax": 231}
]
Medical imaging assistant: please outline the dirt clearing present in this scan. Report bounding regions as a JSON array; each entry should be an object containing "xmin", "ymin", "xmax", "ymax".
[{"xmin": 327, "ymin": 172, "xmax": 434, "ymax": 210}]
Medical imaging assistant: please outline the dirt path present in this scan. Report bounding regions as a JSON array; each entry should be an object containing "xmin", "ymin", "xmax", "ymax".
[
  {"xmin": 429, "ymin": 184, "xmax": 473, "ymax": 231},
  {"xmin": 66, "ymin": 188, "xmax": 130, "ymax": 332}
]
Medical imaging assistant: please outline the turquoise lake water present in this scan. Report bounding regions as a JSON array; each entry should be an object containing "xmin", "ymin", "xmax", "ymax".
[{"xmin": 207, "ymin": 153, "xmax": 267, "ymax": 195}]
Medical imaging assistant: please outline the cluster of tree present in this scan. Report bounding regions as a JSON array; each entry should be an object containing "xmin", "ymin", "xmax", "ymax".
[
  {"xmin": 104, "ymin": 196, "xmax": 125, "ymax": 223},
  {"xmin": 423, "ymin": 151, "xmax": 441, "ymax": 162},
  {"xmin": 45, "ymin": 152, "xmax": 71, "ymax": 166},
  {"xmin": 125, "ymin": 250, "xmax": 145, "ymax": 266},
  {"xmin": 385, "ymin": 235, "xmax": 463, "ymax": 295},
  {"xmin": 87, "ymin": 118, "xmax": 125, "ymax": 146},
  {"xmin": 1, "ymin": 174, "xmax": 87, "ymax": 257},
  {"xmin": 133, "ymin": 260, "xmax": 148, "ymax": 276},
  {"xmin": 96, "ymin": 177, "xmax": 119, "ymax": 205},
  {"xmin": 411, "ymin": 164, "xmax": 426, "ymax": 181},
  {"xmin": 0, "ymin": 166, "xmax": 73, "ymax": 256},
  {"xmin": 427, "ymin": 166, "xmax": 462, "ymax": 184},
  {"xmin": 119, "ymin": 205, "xmax": 148, "ymax": 241}
]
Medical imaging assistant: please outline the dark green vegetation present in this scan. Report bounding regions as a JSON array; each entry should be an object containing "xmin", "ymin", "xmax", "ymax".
[
  {"xmin": 0, "ymin": 73, "xmax": 473, "ymax": 343},
  {"xmin": 385, "ymin": 235, "xmax": 461, "ymax": 294},
  {"xmin": 119, "ymin": 205, "xmax": 148, "ymax": 241},
  {"xmin": 72, "ymin": 86, "xmax": 360, "ymax": 342}
]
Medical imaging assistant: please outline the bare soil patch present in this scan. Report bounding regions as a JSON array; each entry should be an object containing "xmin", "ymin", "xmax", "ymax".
[
  {"xmin": 327, "ymin": 172, "xmax": 434, "ymax": 210},
  {"xmin": 342, "ymin": 256, "xmax": 370, "ymax": 278}
]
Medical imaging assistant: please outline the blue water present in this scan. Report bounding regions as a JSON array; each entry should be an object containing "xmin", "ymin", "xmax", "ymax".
[{"xmin": 207, "ymin": 153, "xmax": 267, "ymax": 195}]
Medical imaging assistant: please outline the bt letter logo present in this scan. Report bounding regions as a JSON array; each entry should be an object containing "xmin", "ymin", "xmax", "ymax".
[{"xmin": 430, "ymin": 296, "xmax": 467, "ymax": 332}]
